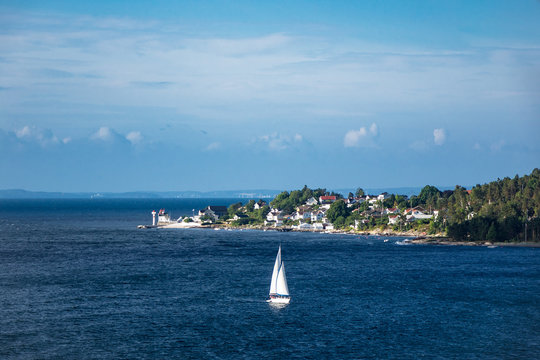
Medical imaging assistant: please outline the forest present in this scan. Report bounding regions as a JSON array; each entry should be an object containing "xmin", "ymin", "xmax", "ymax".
[{"xmin": 266, "ymin": 169, "xmax": 540, "ymax": 242}]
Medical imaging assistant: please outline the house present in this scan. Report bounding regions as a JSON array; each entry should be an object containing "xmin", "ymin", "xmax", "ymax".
[
  {"xmin": 296, "ymin": 205, "xmax": 313, "ymax": 213},
  {"xmin": 311, "ymin": 210, "xmax": 325, "ymax": 222},
  {"xmin": 404, "ymin": 207, "xmax": 433, "ymax": 221},
  {"xmin": 157, "ymin": 209, "xmax": 172, "ymax": 224},
  {"xmin": 388, "ymin": 215, "xmax": 400, "ymax": 225},
  {"xmin": 254, "ymin": 200, "xmax": 267, "ymax": 210},
  {"xmin": 306, "ymin": 197, "xmax": 318, "ymax": 206},
  {"xmin": 264, "ymin": 219, "xmax": 283, "ymax": 227},
  {"xmin": 266, "ymin": 209, "xmax": 284, "ymax": 222},
  {"xmin": 233, "ymin": 214, "xmax": 248, "ymax": 221},
  {"xmin": 377, "ymin": 192, "xmax": 390, "ymax": 201},
  {"xmin": 295, "ymin": 222, "xmax": 313, "ymax": 230},
  {"xmin": 312, "ymin": 222, "xmax": 324, "ymax": 230},
  {"xmin": 293, "ymin": 210, "xmax": 312, "ymax": 221},
  {"xmin": 198, "ymin": 205, "xmax": 228, "ymax": 220},
  {"xmin": 403, "ymin": 206, "xmax": 426, "ymax": 215},
  {"xmin": 319, "ymin": 195, "xmax": 337, "ymax": 204},
  {"xmin": 198, "ymin": 208, "xmax": 217, "ymax": 221},
  {"xmin": 384, "ymin": 208, "xmax": 400, "ymax": 215}
]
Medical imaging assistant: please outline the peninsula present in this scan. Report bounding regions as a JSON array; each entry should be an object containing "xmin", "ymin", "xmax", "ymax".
[{"xmin": 144, "ymin": 169, "xmax": 540, "ymax": 245}]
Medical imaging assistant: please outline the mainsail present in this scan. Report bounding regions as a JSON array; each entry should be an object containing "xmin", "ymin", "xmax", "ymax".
[{"xmin": 269, "ymin": 245, "xmax": 281, "ymax": 295}]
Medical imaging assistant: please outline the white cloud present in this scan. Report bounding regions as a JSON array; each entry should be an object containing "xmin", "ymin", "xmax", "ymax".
[
  {"xmin": 369, "ymin": 123, "xmax": 378, "ymax": 136},
  {"xmin": 91, "ymin": 127, "xmax": 114, "ymax": 141},
  {"xmin": 126, "ymin": 131, "xmax": 142, "ymax": 144},
  {"xmin": 473, "ymin": 142, "xmax": 481, "ymax": 150},
  {"xmin": 433, "ymin": 128, "xmax": 446, "ymax": 145},
  {"xmin": 16, "ymin": 126, "xmax": 32, "ymax": 138},
  {"xmin": 344, "ymin": 123, "xmax": 378, "ymax": 147},
  {"xmin": 205, "ymin": 142, "xmax": 221, "ymax": 151},
  {"xmin": 14, "ymin": 125, "xmax": 60, "ymax": 147},
  {"xmin": 62, "ymin": 137, "xmax": 72, "ymax": 144},
  {"xmin": 255, "ymin": 132, "xmax": 303, "ymax": 151}
]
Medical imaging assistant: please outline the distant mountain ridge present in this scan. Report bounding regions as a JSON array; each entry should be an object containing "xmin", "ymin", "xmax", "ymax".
[{"xmin": 0, "ymin": 186, "xmax": 458, "ymax": 199}]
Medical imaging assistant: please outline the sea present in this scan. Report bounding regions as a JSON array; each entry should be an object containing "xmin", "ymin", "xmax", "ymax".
[{"xmin": 1, "ymin": 199, "xmax": 539, "ymax": 359}]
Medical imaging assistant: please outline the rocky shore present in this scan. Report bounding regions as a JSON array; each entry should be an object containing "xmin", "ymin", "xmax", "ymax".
[{"xmin": 407, "ymin": 237, "xmax": 540, "ymax": 247}]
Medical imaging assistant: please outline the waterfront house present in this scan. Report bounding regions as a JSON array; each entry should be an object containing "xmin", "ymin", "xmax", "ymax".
[{"xmin": 199, "ymin": 205, "xmax": 228, "ymax": 220}]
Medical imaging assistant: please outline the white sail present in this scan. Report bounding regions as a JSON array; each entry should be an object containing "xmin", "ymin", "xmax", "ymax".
[
  {"xmin": 269, "ymin": 245, "xmax": 281, "ymax": 295},
  {"xmin": 275, "ymin": 262, "xmax": 290, "ymax": 296}
]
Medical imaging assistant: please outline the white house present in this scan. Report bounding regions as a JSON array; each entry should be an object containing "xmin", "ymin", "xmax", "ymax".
[
  {"xmin": 293, "ymin": 211, "xmax": 312, "ymax": 221},
  {"xmin": 312, "ymin": 222, "xmax": 324, "ymax": 230},
  {"xmin": 311, "ymin": 210, "xmax": 325, "ymax": 222},
  {"xmin": 265, "ymin": 219, "xmax": 283, "ymax": 227},
  {"xmin": 405, "ymin": 207, "xmax": 433, "ymax": 221},
  {"xmin": 254, "ymin": 200, "xmax": 267, "ymax": 210},
  {"xmin": 294, "ymin": 222, "xmax": 313, "ymax": 230},
  {"xmin": 388, "ymin": 215, "xmax": 400, "ymax": 225},
  {"xmin": 306, "ymin": 197, "xmax": 318, "ymax": 206},
  {"xmin": 157, "ymin": 209, "xmax": 173, "ymax": 224},
  {"xmin": 266, "ymin": 210, "xmax": 283, "ymax": 222}
]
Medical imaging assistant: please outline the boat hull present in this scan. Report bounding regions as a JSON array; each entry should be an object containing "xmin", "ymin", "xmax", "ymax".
[{"xmin": 266, "ymin": 296, "xmax": 291, "ymax": 304}]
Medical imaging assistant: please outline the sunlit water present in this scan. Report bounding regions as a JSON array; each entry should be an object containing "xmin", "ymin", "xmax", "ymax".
[{"xmin": 1, "ymin": 200, "xmax": 539, "ymax": 359}]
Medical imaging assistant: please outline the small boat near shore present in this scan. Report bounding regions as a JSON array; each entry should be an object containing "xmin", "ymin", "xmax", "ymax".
[{"xmin": 267, "ymin": 245, "xmax": 291, "ymax": 305}]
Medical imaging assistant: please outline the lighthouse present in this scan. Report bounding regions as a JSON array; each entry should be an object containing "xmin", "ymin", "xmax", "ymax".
[{"xmin": 152, "ymin": 210, "xmax": 156, "ymax": 226}]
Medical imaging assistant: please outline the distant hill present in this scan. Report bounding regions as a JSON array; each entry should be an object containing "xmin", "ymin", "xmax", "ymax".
[{"xmin": 0, "ymin": 187, "xmax": 457, "ymax": 199}]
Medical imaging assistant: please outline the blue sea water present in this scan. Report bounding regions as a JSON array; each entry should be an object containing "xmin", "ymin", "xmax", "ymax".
[{"xmin": 1, "ymin": 199, "xmax": 539, "ymax": 359}]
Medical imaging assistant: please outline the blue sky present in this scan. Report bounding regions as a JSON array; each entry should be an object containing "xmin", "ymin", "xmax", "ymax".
[{"xmin": 1, "ymin": 0, "xmax": 539, "ymax": 192}]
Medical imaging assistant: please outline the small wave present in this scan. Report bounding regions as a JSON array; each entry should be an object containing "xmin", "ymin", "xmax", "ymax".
[{"xmin": 396, "ymin": 239, "xmax": 411, "ymax": 246}]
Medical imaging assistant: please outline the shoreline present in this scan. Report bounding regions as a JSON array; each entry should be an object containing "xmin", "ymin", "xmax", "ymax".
[
  {"xmin": 146, "ymin": 222, "xmax": 540, "ymax": 248},
  {"xmin": 146, "ymin": 223, "xmax": 540, "ymax": 248}
]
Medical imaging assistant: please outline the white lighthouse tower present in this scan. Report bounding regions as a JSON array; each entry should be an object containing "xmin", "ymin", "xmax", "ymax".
[{"xmin": 152, "ymin": 210, "xmax": 157, "ymax": 226}]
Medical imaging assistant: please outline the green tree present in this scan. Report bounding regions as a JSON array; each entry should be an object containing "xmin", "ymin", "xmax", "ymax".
[
  {"xmin": 355, "ymin": 188, "xmax": 365, "ymax": 197},
  {"xmin": 326, "ymin": 200, "xmax": 350, "ymax": 223},
  {"xmin": 486, "ymin": 222, "xmax": 497, "ymax": 241}
]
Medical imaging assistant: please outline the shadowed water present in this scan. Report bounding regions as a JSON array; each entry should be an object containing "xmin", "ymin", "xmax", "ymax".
[{"xmin": 1, "ymin": 200, "xmax": 539, "ymax": 359}]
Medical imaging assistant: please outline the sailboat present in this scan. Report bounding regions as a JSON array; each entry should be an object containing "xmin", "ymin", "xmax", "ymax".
[{"xmin": 267, "ymin": 245, "xmax": 291, "ymax": 304}]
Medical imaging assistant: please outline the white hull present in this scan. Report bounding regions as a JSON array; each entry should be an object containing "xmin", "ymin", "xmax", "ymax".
[{"xmin": 266, "ymin": 296, "xmax": 291, "ymax": 304}]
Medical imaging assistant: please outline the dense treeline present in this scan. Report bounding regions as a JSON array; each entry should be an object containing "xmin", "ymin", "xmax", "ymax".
[
  {"xmin": 230, "ymin": 169, "xmax": 540, "ymax": 242},
  {"xmin": 444, "ymin": 169, "xmax": 540, "ymax": 242}
]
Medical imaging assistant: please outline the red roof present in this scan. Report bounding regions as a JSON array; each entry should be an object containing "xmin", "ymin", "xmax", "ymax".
[{"xmin": 320, "ymin": 196, "xmax": 337, "ymax": 200}]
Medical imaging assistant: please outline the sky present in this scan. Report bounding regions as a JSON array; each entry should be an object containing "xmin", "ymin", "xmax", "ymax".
[{"xmin": 1, "ymin": 0, "xmax": 539, "ymax": 192}]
